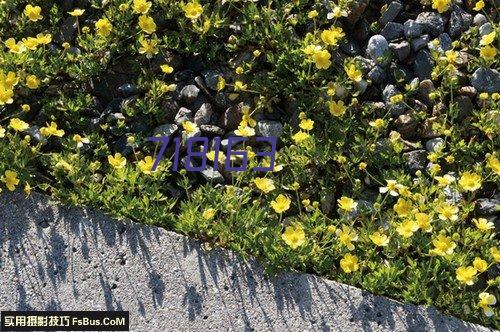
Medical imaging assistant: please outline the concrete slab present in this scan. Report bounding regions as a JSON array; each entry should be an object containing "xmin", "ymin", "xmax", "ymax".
[{"xmin": 0, "ymin": 191, "xmax": 493, "ymax": 331}]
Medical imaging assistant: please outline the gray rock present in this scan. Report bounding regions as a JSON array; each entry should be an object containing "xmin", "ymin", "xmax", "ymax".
[
  {"xmin": 395, "ymin": 112, "xmax": 418, "ymax": 139},
  {"xmin": 448, "ymin": 5, "xmax": 472, "ymax": 38},
  {"xmin": 428, "ymin": 33, "xmax": 452, "ymax": 52},
  {"xmin": 54, "ymin": 17, "xmax": 78, "ymax": 43},
  {"xmin": 366, "ymin": 35, "xmax": 390, "ymax": 66},
  {"xmin": 180, "ymin": 85, "xmax": 200, "ymax": 104},
  {"xmin": 201, "ymin": 166, "xmax": 225, "ymax": 183},
  {"xmin": 473, "ymin": 14, "xmax": 487, "ymax": 27},
  {"xmin": 471, "ymin": 68, "xmax": 500, "ymax": 93},
  {"xmin": 339, "ymin": 38, "xmax": 362, "ymax": 56},
  {"xmin": 479, "ymin": 22, "xmax": 492, "ymax": 36},
  {"xmin": 380, "ymin": 22, "xmax": 404, "ymax": 41},
  {"xmin": 458, "ymin": 86, "xmax": 477, "ymax": 99},
  {"xmin": 455, "ymin": 95, "xmax": 473, "ymax": 120},
  {"xmin": 383, "ymin": 84, "xmax": 406, "ymax": 116},
  {"xmin": 256, "ymin": 120, "xmax": 284, "ymax": 138},
  {"xmin": 152, "ymin": 123, "xmax": 178, "ymax": 137},
  {"xmin": 475, "ymin": 198, "xmax": 500, "ymax": 216},
  {"xmin": 353, "ymin": 18, "xmax": 371, "ymax": 42},
  {"xmin": 404, "ymin": 19, "xmax": 422, "ymax": 39},
  {"xmin": 425, "ymin": 137, "xmax": 445, "ymax": 152},
  {"xmin": 367, "ymin": 66, "xmax": 387, "ymax": 84},
  {"xmin": 26, "ymin": 126, "xmax": 47, "ymax": 145},
  {"xmin": 379, "ymin": 1, "xmax": 403, "ymax": 26},
  {"xmin": 200, "ymin": 125, "xmax": 225, "ymax": 136},
  {"xmin": 389, "ymin": 41, "xmax": 411, "ymax": 61},
  {"xmin": 414, "ymin": 50, "xmax": 434, "ymax": 81},
  {"xmin": 354, "ymin": 79, "xmax": 368, "ymax": 94},
  {"xmin": 444, "ymin": 187, "xmax": 463, "ymax": 204},
  {"xmin": 420, "ymin": 117, "xmax": 441, "ymax": 138},
  {"xmin": 416, "ymin": 12, "xmax": 445, "ymax": 37},
  {"xmin": 222, "ymin": 103, "xmax": 244, "ymax": 131},
  {"xmin": 194, "ymin": 103, "xmax": 213, "ymax": 126},
  {"xmin": 403, "ymin": 150, "xmax": 428, "ymax": 173},
  {"xmin": 418, "ymin": 79, "xmax": 436, "ymax": 106},
  {"xmin": 202, "ymin": 70, "xmax": 223, "ymax": 91},
  {"xmin": 411, "ymin": 34, "xmax": 430, "ymax": 52},
  {"xmin": 174, "ymin": 107, "xmax": 193, "ymax": 125}
]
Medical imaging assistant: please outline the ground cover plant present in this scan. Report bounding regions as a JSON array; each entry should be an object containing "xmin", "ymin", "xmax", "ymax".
[{"xmin": 0, "ymin": 0, "xmax": 499, "ymax": 327}]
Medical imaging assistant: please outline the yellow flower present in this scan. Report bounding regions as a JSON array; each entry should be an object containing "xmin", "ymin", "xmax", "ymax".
[
  {"xmin": 68, "ymin": 9, "xmax": 85, "ymax": 17},
  {"xmin": 234, "ymin": 80, "xmax": 247, "ymax": 91},
  {"xmin": 393, "ymin": 198, "xmax": 413, "ymax": 217},
  {"xmin": 9, "ymin": 118, "xmax": 29, "ymax": 132},
  {"xmin": 455, "ymin": 266, "xmax": 477, "ymax": 285},
  {"xmin": 434, "ymin": 174, "xmax": 455, "ymax": 187},
  {"xmin": 160, "ymin": 83, "xmax": 177, "ymax": 93},
  {"xmin": 458, "ymin": 172, "xmax": 482, "ymax": 192},
  {"xmin": 40, "ymin": 122, "xmax": 65, "ymax": 137},
  {"xmin": 202, "ymin": 208, "xmax": 216, "ymax": 220},
  {"xmin": 206, "ymin": 151, "xmax": 226, "ymax": 163},
  {"xmin": 308, "ymin": 10, "xmax": 318, "ymax": 19},
  {"xmin": 327, "ymin": 100, "xmax": 346, "ymax": 117},
  {"xmin": 2, "ymin": 170, "xmax": 20, "ymax": 191},
  {"xmin": 415, "ymin": 212, "xmax": 432, "ymax": 232},
  {"xmin": 436, "ymin": 202, "xmax": 459, "ymax": 221},
  {"xmin": 271, "ymin": 194, "xmax": 291, "ymax": 213},
  {"xmin": 340, "ymin": 253, "xmax": 359, "ymax": 273},
  {"xmin": 0, "ymin": 87, "xmax": 14, "ymax": 105},
  {"xmin": 108, "ymin": 153, "xmax": 127, "ymax": 169},
  {"xmin": 160, "ymin": 64, "xmax": 174, "ymax": 74},
  {"xmin": 138, "ymin": 156, "xmax": 156, "ymax": 174},
  {"xmin": 396, "ymin": 219, "xmax": 419, "ymax": 238},
  {"xmin": 473, "ymin": 0, "xmax": 485, "ymax": 10},
  {"xmin": 139, "ymin": 15, "xmax": 156, "ymax": 34},
  {"xmin": 184, "ymin": 2, "xmax": 204, "ymax": 20},
  {"xmin": 337, "ymin": 196, "xmax": 357, "ymax": 212},
  {"xmin": 480, "ymin": 31, "xmax": 496, "ymax": 46},
  {"xmin": 291, "ymin": 131, "xmax": 310, "ymax": 144},
  {"xmin": 282, "ymin": 224, "xmax": 306, "ymax": 249},
  {"xmin": 473, "ymin": 218, "xmax": 494, "ymax": 232},
  {"xmin": 133, "ymin": 0, "xmax": 152, "ymax": 14},
  {"xmin": 390, "ymin": 94, "xmax": 404, "ymax": 104},
  {"xmin": 379, "ymin": 180, "xmax": 399, "ymax": 196},
  {"xmin": 369, "ymin": 118, "xmax": 385, "ymax": 128},
  {"xmin": 138, "ymin": 38, "xmax": 158, "ymax": 58},
  {"xmin": 72, "ymin": 134, "xmax": 89, "ymax": 148},
  {"xmin": 36, "ymin": 33, "xmax": 52, "ymax": 45},
  {"xmin": 55, "ymin": 159, "xmax": 73, "ymax": 172},
  {"xmin": 358, "ymin": 162, "xmax": 367, "ymax": 170},
  {"xmin": 234, "ymin": 124, "xmax": 255, "ymax": 137},
  {"xmin": 25, "ymin": 75, "xmax": 40, "ymax": 89},
  {"xmin": 473, "ymin": 257, "xmax": 488, "ymax": 272},
  {"xmin": 312, "ymin": 49, "xmax": 331, "ymax": 69},
  {"xmin": 0, "ymin": 125, "xmax": 5, "ymax": 138},
  {"xmin": 22, "ymin": 37, "xmax": 39, "ymax": 50},
  {"xmin": 369, "ymin": 231, "xmax": 389, "ymax": 246},
  {"xmin": 24, "ymin": 5, "xmax": 42, "ymax": 22},
  {"xmin": 337, "ymin": 225, "xmax": 358, "ymax": 251},
  {"xmin": 182, "ymin": 120, "xmax": 198, "ymax": 134},
  {"xmin": 95, "ymin": 18, "xmax": 113, "ymax": 37},
  {"xmin": 5, "ymin": 38, "xmax": 26, "ymax": 54},
  {"xmin": 299, "ymin": 118, "xmax": 314, "ymax": 131},
  {"xmin": 321, "ymin": 27, "xmax": 345, "ymax": 46},
  {"xmin": 491, "ymin": 247, "xmax": 500, "ymax": 262},
  {"xmin": 480, "ymin": 45, "xmax": 497, "ymax": 60},
  {"xmin": 486, "ymin": 154, "xmax": 500, "ymax": 175},
  {"xmin": 253, "ymin": 177, "xmax": 275, "ymax": 193},
  {"xmin": 478, "ymin": 292, "xmax": 496, "ymax": 317},
  {"xmin": 430, "ymin": 234, "xmax": 456, "ymax": 256},
  {"xmin": 0, "ymin": 71, "xmax": 19, "ymax": 90},
  {"xmin": 345, "ymin": 63, "xmax": 362, "ymax": 82},
  {"xmin": 432, "ymin": 0, "xmax": 451, "ymax": 13},
  {"xmin": 217, "ymin": 76, "xmax": 226, "ymax": 91}
]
